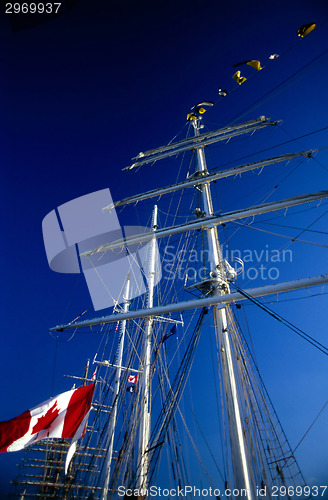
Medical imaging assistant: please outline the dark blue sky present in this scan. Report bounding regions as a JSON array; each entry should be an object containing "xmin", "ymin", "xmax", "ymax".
[{"xmin": 1, "ymin": 0, "xmax": 328, "ymax": 494}]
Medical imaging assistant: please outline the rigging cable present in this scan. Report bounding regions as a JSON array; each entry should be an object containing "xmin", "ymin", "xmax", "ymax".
[
  {"xmin": 148, "ymin": 308, "xmax": 207, "ymax": 483},
  {"xmin": 257, "ymin": 200, "xmax": 328, "ymax": 225},
  {"xmin": 176, "ymin": 403, "xmax": 218, "ymax": 491},
  {"xmin": 186, "ymin": 399, "xmax": 225, "ymax": 482},
  {"xmin": 257, "ymin": 221, "xmax": 328, "ymax": 236},
  {"xmin": 232, "ymin": 206, "xmax": 328, "ymax": 250},
  {"xmin": 292, "ymin": 398, "xmax": 328, "ymax": 456},
  {"xmin": 229, "ymin": 205, "xmax": 328, "ymax": 290},
  {"xmin": 230, "ymin": 283, "xmax": 328, "ymax": 357},
  {"xmin": 225, "ymin": 306, "xmax": 304, "ymax": 485},
  {"xmin": 243, "ymin": 292, "xmax": 328, "ymax": 307},
  {"xmin": 213, "ymin": 311, "xmax": 233, "ymax": 485},
  {"xmin": 50, "ymin": 333, "xmax": 58, "ymax": 396},
  {"xmin": 278, "ymin": 123, "xmax": 328, "ymax": 174},
  {"xmin": 232, "ymin": 221, "xmax": 328, "ymax": 249},
  {"xmin": 220, "ymin": 154, "xmax": 308, "ymax": 215},
  {"xmin": 156, "ymin": 329, "xmax": 217, "ymax": 490},
  {"xmin": 159, "ymin": 337, "xmax": 190, "ymax": 488},
  {"xmin": 207, "ymin": 124, "xmax": 328, "ymax": 174},
  {"xmin": 209, "ymin": 320, "xmax": 228, "ymax": 481}
]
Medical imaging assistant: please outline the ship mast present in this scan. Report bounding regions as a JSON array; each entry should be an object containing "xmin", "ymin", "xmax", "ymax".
[
  {"xmin": 101, "ymin": 276, "xmax": 131, "ymax": 500},
  {"xmin": 47, "ymin": 114, "xmax": 328, "ymax": 496},
  {"xmin": 137, "ymin": 205, "xmax": 158, "ymax": 493},
  {"xmin": 191, "ymin": 115, "xmax": 255, "ymax": 499}
]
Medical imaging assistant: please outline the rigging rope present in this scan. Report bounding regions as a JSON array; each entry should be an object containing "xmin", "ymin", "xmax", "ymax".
[
  {"xmin": 209, "ymin": 323, "xmax": 227, "ymax": 481},
  {"xmin": 233, "ymin": 221, "xmax": 328, "ymax": 249},
  {"xmin": 230, "ymin": 283, "xmax": 328, "ymax": 357},
  {"xmin": 148, "ymin": 308, "xmax": 207, "ymax": 483},
  {"xmin": 233, "ymin": 204, "xmax": 328, "ymax": 252},
  {"xmin": 223, "ymin": 305, "xmax": 305, "ymax": 486},
  {"xmin": 187, "ymin": 400, "xmax": 225, "ymax": 482},
  {"xmin": 257, "ymin": 221, "xmax": 328, "ymax": 236},
  {"xmin": 292, "ymin": 398, "xmax": 328, "ymax": 455},
  {"xmin": 207, "ymin": 125, "xmax": 328, "ymax": 175}
]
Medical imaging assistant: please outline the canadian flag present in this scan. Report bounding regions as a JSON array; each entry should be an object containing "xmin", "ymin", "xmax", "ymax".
[
  {"xmin": 128, "ymin": 375, "xmax": 138, "ymax": 384},
  {"xmin": 0, "ymin": 383, "xmax": 94, "ymax": 473}
]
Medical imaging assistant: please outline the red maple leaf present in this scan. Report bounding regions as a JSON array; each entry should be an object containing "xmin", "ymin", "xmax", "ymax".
[{"xmin": 32, "ymin": 401, "xmax": 60, "ymax": 434}]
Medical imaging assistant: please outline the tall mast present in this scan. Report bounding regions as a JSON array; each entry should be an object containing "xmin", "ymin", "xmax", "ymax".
[
  {"xmin": 137, "ymin": 205, "xmax": 158, "ymax": 492},
  {"xmin": 191, "ymin": 116, "xmax": 255, "ymax": 499},
  {"xmin": 101, "ymin": 276, "xmax": 131, "ymax": 500}
]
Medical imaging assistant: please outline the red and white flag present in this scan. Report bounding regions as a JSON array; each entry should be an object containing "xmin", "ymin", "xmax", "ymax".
[
  {"xmin": 0, "ymin": 383, "xmax": 95, "ymax": 472},
  {"xmin": 128, "ymin": 375, "xmax": 138, "ymax": 384}
]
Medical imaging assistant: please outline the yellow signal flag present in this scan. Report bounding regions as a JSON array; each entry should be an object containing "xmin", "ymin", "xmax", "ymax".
[
  {"xmin": 297, "ymin": 23, "xmax": 316, "ymax": 37},
  {"xmin": 232, "ymin": 71, "xmax": 247, "ymax": 85},
  {"xmin": 187, "ymin": 113, "xmax": 197, "ymax": 122},
  {"xmin": 246, "ymin": 60, "xmax": 262, "ymax": 71}
]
